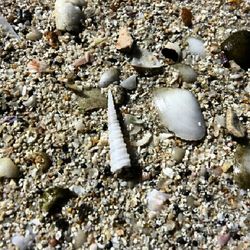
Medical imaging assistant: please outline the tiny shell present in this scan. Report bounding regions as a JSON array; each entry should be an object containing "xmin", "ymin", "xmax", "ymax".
[
  {"xmin": 134, "ymin": 132, "xmax": 152, "ymax": 147},
  {"xmin": 130, "ymin": 47, "xmax": 163, "ymax": 75},
  {"xmin": 147, "ymin": 189, "xmax": 168, "ymax": 212},
  {"xmin": 0, "ymin": 157, "xmax": 19, "ymax": 178},
  {"xmin": 27, "ymin": 59, "xmax": 48, "ymax": 74},
  {"xmin": 26, "ymin": 28, "xmax": 42, "ymax": 41},
  {"xmin": 162, "ymin": 42, "xmax": 182, "ymax": 62},
  {"xmin": 120, "ymin": 75, "xmax": 137, "ymax": 90},
  {"xmin": 187, "ymin": 37, "xmax": 206, "ymax": 57},
  {"xmin": 153, "ymin": 88, "xmax": 206, "ymax": 141},
  {"xmin": 108, "ymin": 90, "xmax": 131, "ymax": 173},
  {"xmin": 173, "ymin": 63, "xmax": 197, "ymax": 83},
  {"xmin": 99, "ymin": 68, "xmax": 120, "ymax": 88}
]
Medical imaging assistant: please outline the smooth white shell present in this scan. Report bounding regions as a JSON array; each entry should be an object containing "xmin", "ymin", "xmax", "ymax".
[
  {"xmin": 108, "ymin": 90, "xmax": 131, "ymax": 173},
  {"xmin": 153, "ymin": 88, "xmax": 206, "ymax": 141},
  {"xmin": 187, "ymin": 37, "xmax": 206, "ymax": 57},
  {"xmin": 55, "ymin": 0, "xmax": 84, "ymax": 32},
  {"xmin": 147, "ymin": 189, "xmax": 168, "ymax": 212},
  {"xmin": 99, "ymin": 68, "xmax": 120, "ymax": 88},
  {"xmin": 120, "ymin": 75, "xmax": 137, "ymax": 90},
  {"xmin": 0, "ymin": 157, "xmax": 19, "ymax": 178}
]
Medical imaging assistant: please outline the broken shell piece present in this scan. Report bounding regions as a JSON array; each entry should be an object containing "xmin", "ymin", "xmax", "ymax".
[
  {"xmin": 108, "ymin": 90, "xmax": 131, "ymax": 173},
  {"xmin": 0, "ymin": 157, "xmax": 19, "ymax": 178},
  {"xmin": 187, "ymin": 37, "xmax": 206, "ymax": 57},
  {"xmin": 27, "ymin": 59, "xmax": 48, "ymax": 74},
  {"xmin": 99, "ymin": 68, "xmax": 120, "ymax": 88},
  {"xmin": 116, "ymin": 26, "xmax": 134, "ymax": 52},
  {"xmin": 162, "ymin": 42, "xmax": 181, "ymax": 62},
  {"xmin": 173, "ymin": 63, "xmax": 197, "ymax": 83},
  {"xmin": 147, "ymin": 189, "xmax": 168, "ymax": 212},
  {"xmin": 134, "ymin": 132, "xmax": 152, "ymax": 147},
  {"xmin": 153, "ymin": 88, "xmax": 206, "ymax": 141},
  {"xmin": 180, "ymin": 8, "xmax": 193, "ymax": 27},
  {"xmin": 55, "ymin": 0, "xmax": 85, "ymax": 32},
  {"xmin": 130, "ymin": 47, "xmax": 163, "ymax": 75},
  {"xmin": 26, "ymin": 28, "xmax": 42, "ymax": 41},
  {"xmin": 226, "ymin": 108, "xmax": 246, "ymax": 138},
  {"xmin": 72, "ymin": 51, "xmax": 92, "ymax": 67},
  {"xmin": 120, "ymin": 75, "xmax": 137, "ymax": 90},
  {"xmin": 234, "ymin": 144, "xmax": 250, "ymax": 189}
]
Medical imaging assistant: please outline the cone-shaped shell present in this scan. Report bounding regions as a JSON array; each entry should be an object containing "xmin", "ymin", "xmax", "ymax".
[{"xmin": 108, "ymin": 90, "xmax": 131, "ymax": 173}]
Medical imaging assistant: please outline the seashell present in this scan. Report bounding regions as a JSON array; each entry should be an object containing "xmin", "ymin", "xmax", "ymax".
[
  {"xmin": 0, "ymin": 157, "xmax": 19, "ymax": 178},
  {"xmin": 27, "ymin": 59, "xmax": 48, "ymax": 74},
  {"xmin": 0, "ymin": 14, "xmax": 20, "ymax": 39},
  {"xmin": 173, "ymin": 63, "xmax": 197, "ymax": 83},
  {"xmin": 221, "ymin": 30, "xmax": 250, "ymax": 70},
  {"xmin": 130, "ymin": 46, "xmax": 163, "ymax": 75},
  {"xmin": 234, "ymin": 144, "xmax": 250, "ymax": 189},
  {"xmin": 55, "ymin": 0, "xmax": 85, "ymax": 32},
  {"xmin": 23, "ymin": 95, "xmax": 37, "ymax": 107},
  {"xmin": 134, "ymin": 132, "xmax": 152, "ymax": 147},
  {"xmin": 153, "ymin": 88, "xmax": 206, "ymax": 141},
  {"xmin": 147, "ymin": 189, "xmax": 168, "ymax": 212},
  {"xmin": 187, "ymin": 37, "xmax": 206, "ymax": 57},
  {"xmin": 162, "ymin": 42, "xmax": 182, "ymax": 62},
  {"xmin": 107, "ymin": 90, "xmax": 131, "ymax": 173},
  {"xmin": 116, "ymin": 26, "xmax": 134, "ymax": 52},
  {"xmin": 99, "ymin": 68, "xmax": 120, "ymax": 88},
  {"xmin": 120, "ymin": 75, "xmax": 137, "ymax": 90}
]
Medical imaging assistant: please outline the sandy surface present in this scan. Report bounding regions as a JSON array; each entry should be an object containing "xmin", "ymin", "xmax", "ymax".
[{"xmin": 0, "ymin": 0, "xmax": 250, "ymax": 249}]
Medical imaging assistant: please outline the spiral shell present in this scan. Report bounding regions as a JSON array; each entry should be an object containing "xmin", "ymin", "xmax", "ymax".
[{"xmin": 108, "ymin": 90, "xmax": 131, "ymax": 173}]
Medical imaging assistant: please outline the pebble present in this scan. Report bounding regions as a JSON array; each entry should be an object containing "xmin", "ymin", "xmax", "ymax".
[
  {"xmin": 120, "ymin": 75, "xmax": 137, "ymax": 90},
  {"xmin": 0, "ymin": 157, "xmax": 19, "ymax": 178},
  {"xmin": 74, "ymin": 119, "xmax": 85, "ymax": 132},
  {"xmin": 116, "ymin": 26, "xmax": 134, "ymax": 52},
  {"xmin": 99, "ymin": 68, "xmax": 120, "ymax": 88},
  {"xmin": 74, "ymin": 230, "xmax": 87, "ymax": 249},
  {"xmin": 226, "ymin": 108, "xmax": 246, "ymax": 138},
  {"xmin": 26, "ymin": 28, "xmax": 42, "ymax": 41},
  {"xmin": 163, "ymin": 167, "xmax": 174, "ymax": 179},
  {"xmin": 187, "ymin": 37, "xmax": 206, "ymax": 57},
  {"xmin": 172, "ymin": 147, "xmax": 186, "ymax": 163},
  {"xmin": 173, "ymin": 64, "xmax": 197, "ymax": 83}
]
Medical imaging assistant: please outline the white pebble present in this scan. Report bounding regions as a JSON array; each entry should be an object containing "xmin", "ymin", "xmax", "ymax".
[
  {"xmin": 147, "ymin": 189, "xmax": 168, "ymax": 212},
  {"xmin": 120, "ymin": 75, "xmax": 137, "ymax": 90},
  {"xmin": 187, "ymin": 37, "xmax": 206, "ymax": 57},
  {"xmin": 0, "ymin": 157, "xmax": 19, "ymax": 178}
]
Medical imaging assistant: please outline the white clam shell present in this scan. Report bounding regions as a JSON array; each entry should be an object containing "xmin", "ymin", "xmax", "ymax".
[
  {"xmin": 147, "ymin": 189, "xmax": 168, "ymax": 212},
  {"xmin": 120, "ymin": 75, "xmax": 137, "ymax": 90},
  {"xmin": 108, "ymin": 90, "xmax": 131, "ymax": 173},
  {"xmin": 0, "ymin": 157, "xmax": 19, "ymax": 178},
  {"xmin": 153, "ymin": 88, "xmax": 206, "ymax": 141},
  {"xmin": 55, "ymin": 0, "xmax": 84, "ymax": 32},
  {"xmin": 99, "ymin": 68, "xmax": 120, "ymax": 88}
]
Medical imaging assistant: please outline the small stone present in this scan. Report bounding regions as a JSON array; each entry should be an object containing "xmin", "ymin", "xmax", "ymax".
[
  {"xmin": 120, "ymin": 75, "xmax": 137, "ymax": 90},
  {"xmin": 172, "ymin": 147, "xmax": 186, "ymax": 163},
  {"xmin": 226, "ymin": 108, "xmax": 246, "ymax": 138},
  {"xmin": 116, "ymin": 26, "xmax": 134, "ymax": 52},
  {"xmin": 23, "ymin": 95, "xmax": 37, "ymax": 107},
  {"xmin": 221, "ymin": 161, "xmax": 233, "ymax": 173},
  {"xmin": 74, "ymin": 119, "xmax": 85, "ymax": 132},
  {"xmin": 0, "ymin": 157, "xmax": 19, "ymax": 178},
  {"xmin": 187, "ymin": 37, "xmax": 206, "ymax": 57},
  {"xmin": 173, "ymin": 64, "xmax": 197, "ymax": 83},
  {"xmin": 165, "ymin": 220, "xmax": 176, "ymax": 231},
  {"xmin": 74, "ymin": 230, "xmax": 87, "ymax": 249},
  {"xmin": 163, "ymin": 167, "xmax": 174, "ymax": 179},
  {"xmin": 26, "ymin": 28, "xmax": 42, "ymax": 41},
  {"xmin": 78, "ymin": 88, "xmax": 107, "ymax": 113},
  {"xmin": 99, "ymin": 68, "xmax": 120, "ymax": 88},
  {"xmin": 180, "ymin": 8, "xmax": 193, "ymax": 27}
]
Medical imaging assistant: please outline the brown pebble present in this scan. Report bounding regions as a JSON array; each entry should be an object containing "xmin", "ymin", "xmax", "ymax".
[
  {"xmin": 180, "ymin": 8, "xmax": 193, "ymax": 27},
  {"xmin": 116, "ymin": 26, "xmax": 134, "ymax": 52},
  {"xmin": 49, "ymin": 238, "xmax": 59, "ymax": 247},
  {"xmin": 226, "ymin": 108, "xmax": 246, "ymax": 138}
]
